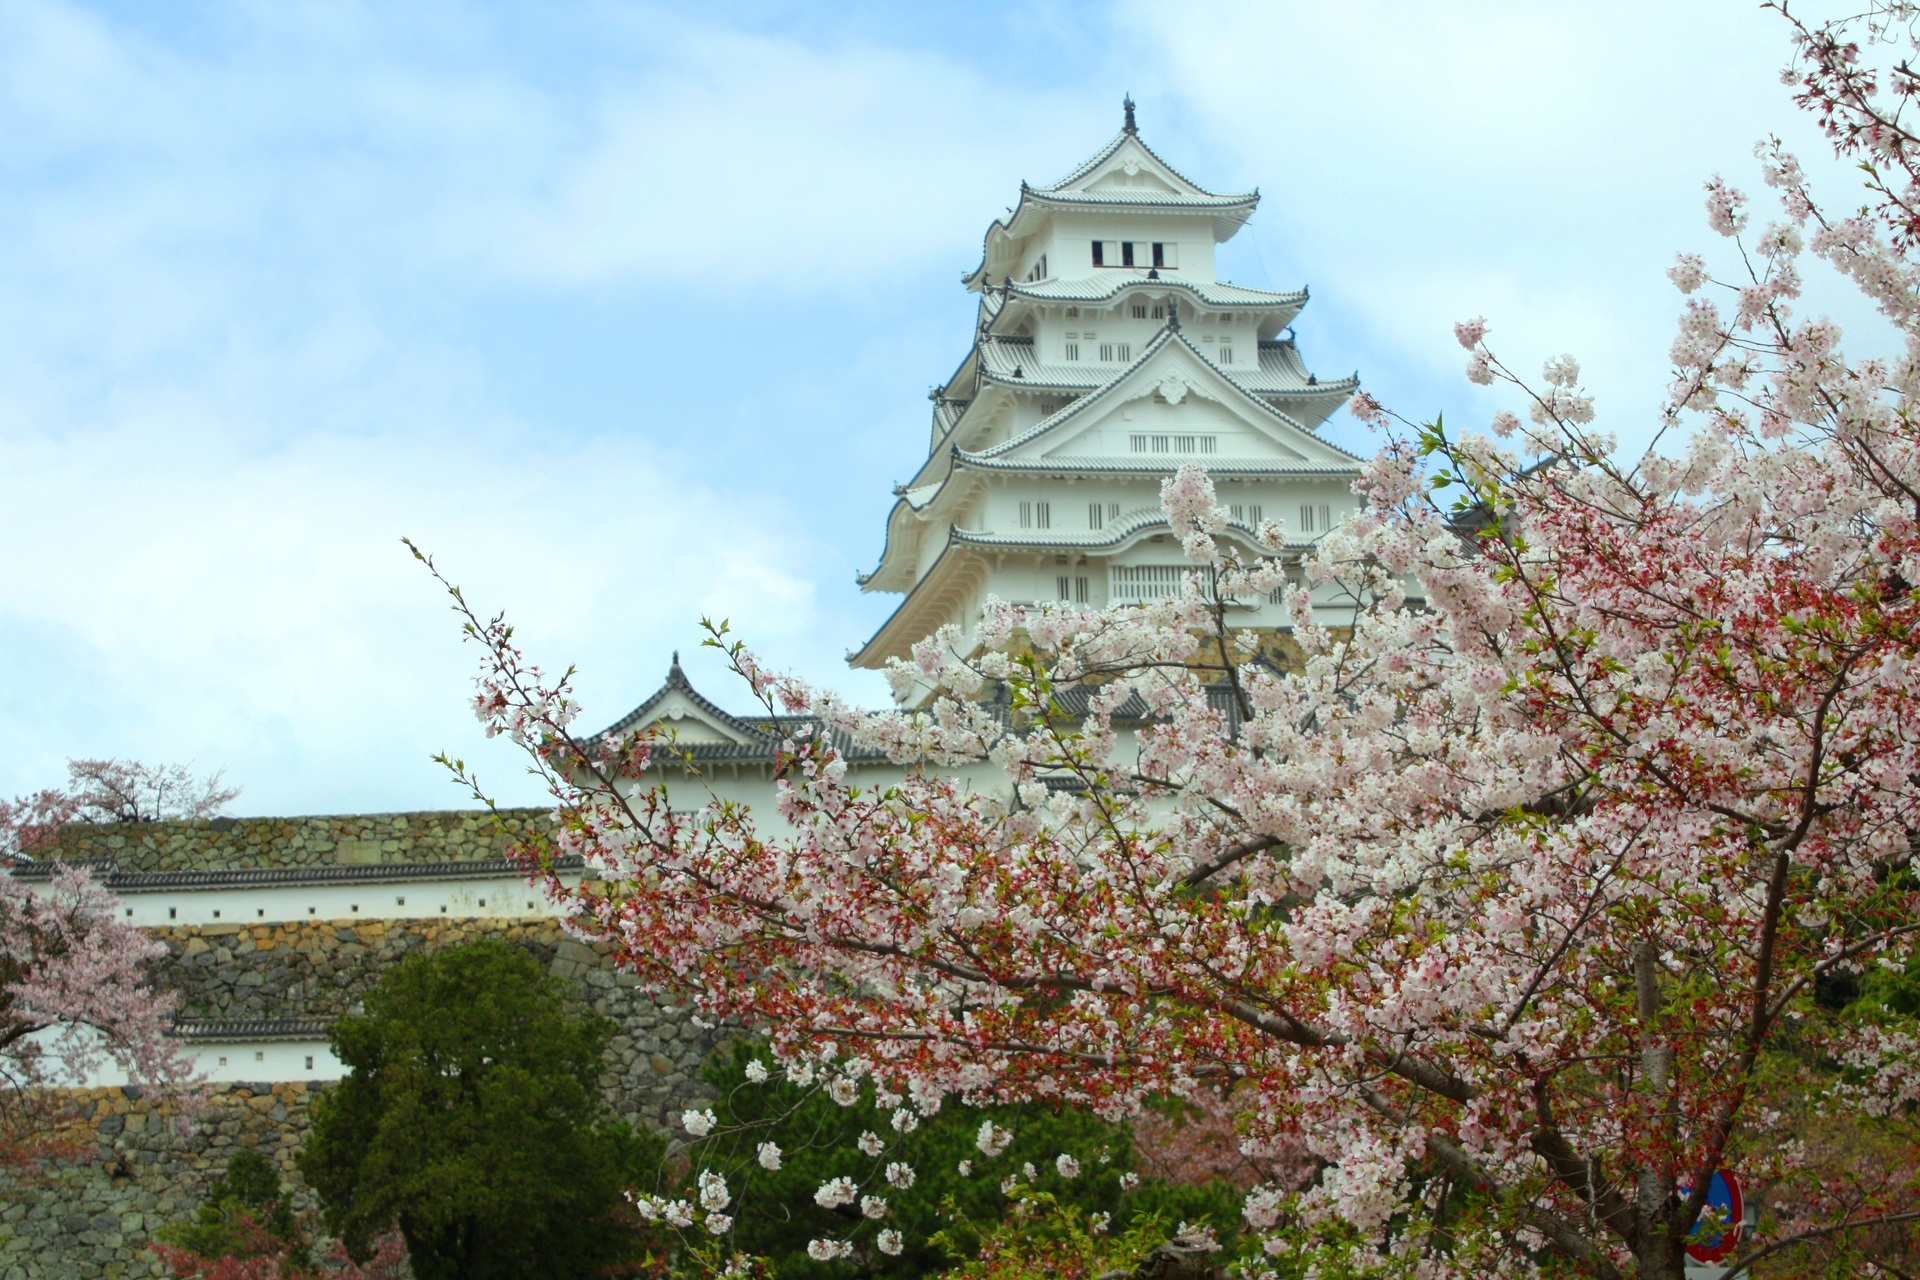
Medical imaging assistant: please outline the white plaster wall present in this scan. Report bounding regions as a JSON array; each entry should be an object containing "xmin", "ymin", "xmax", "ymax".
[
  {"xmin": 114, "ymin": 871, "xmax": 579, "ymax": 928},
  {"xmin": 1041, "ymin": 212, "xmax": 1218, "ymax": 283}
]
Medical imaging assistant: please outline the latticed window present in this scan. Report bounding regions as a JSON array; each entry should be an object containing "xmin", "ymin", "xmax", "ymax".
[
  {"xmin": 1089, "ymin": 503, "xmax": 1104, "ymax": 529},
  {"xmin": 1299, "ymin": 503, "xmax": 1333, "ymax": 534},
  {"xmin": 1056, "ymin": 575, "xmax": 1090, "ymax": 603},
  {"xmin": 1110, "ymin": 564, "xmax": 1188, "ymax": 603}
]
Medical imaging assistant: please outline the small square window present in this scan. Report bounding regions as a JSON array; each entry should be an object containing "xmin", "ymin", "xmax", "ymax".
[{"xmin": 305, "ymin": 1056, "xmax": 315, "ymax": 1071}]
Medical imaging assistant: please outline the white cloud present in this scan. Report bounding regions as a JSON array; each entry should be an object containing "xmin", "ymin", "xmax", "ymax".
[
  {"xmin": 468, "ymin": 25, "xmax": 1099, "ymax": 290},
  {"xmin": 2, "ymin": 0, "xmax": 1906, "ymax": 816},
  {"xmin": 1119, "ymin": 0, "xmax": 1887, "ymax": 451}
]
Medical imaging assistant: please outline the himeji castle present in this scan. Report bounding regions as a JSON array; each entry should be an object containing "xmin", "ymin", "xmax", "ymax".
[
  {"xmin": 850, "ymin": 98, "xmax": 1361, "ymax": 694},
  {"xmin": 24, "ymin": 106, "xmax": 1364, "ymax": 1128}
]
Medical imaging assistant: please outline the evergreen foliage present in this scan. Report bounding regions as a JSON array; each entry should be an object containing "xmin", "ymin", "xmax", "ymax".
[{"xmin": 300, "ymin": 940, "xmax": 659, "ymax": 1280}]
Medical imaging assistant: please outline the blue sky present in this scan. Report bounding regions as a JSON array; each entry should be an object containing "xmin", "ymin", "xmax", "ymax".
[{"xmin": 0, "ymin": 0, "xmax": 1862, "ymax": 813}]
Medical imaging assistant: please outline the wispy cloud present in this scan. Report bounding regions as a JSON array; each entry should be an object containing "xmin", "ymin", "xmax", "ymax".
[{"xmin": 0, "ymin": 0, "xmax": 1897, "ymax": 813}]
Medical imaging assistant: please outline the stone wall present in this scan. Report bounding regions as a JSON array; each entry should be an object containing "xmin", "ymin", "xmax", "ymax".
[
  {"xmin": 0, "ymin": 1083, "xmax": 321, "ymax": 1280},
  {"xmin": 149, "ymin": 917, "xmax": 726, "ymax": 1128},
  {"xmin": 50, "ymin": 809, "xmax": 552, "ymax": 873},
  {"xmin": 5, "ymin": 812, "xmax": 729, "ymax": 1277}
]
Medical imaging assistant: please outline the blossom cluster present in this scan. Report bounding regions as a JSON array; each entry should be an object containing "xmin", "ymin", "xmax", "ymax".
[{"xmin": 432, "ymin": 11, "xmax": 1920, "ymax": 1275}]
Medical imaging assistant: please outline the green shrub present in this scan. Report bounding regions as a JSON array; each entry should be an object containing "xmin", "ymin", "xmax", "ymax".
[
  {"xmin": 650, "ymin": 1039, "xmax": 1244, "ymax": 1278},
  {"xmin": 300, "ymin": 940, "xmax": 661, "ymax": 1280}
]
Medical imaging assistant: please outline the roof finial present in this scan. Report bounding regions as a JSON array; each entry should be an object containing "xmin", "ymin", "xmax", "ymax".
[
  {"xmin": 1123, "ymin": 94, "xmax": 1137, "ymax": 135},
  {"xmin": 670, "ymin": 650, "xmax": 681, "ymax": 669},
  {"xmin": 1166, "ymin": 296, "xmax": 1180, "ymax": 331}
]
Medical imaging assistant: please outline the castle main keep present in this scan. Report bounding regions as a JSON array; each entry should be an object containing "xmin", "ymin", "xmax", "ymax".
[{"xmin": 12, "ymin": 106, "xmax": 1361, "ymax": 1277}]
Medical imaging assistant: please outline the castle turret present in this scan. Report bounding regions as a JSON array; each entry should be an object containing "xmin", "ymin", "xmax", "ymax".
[{"xmin": 851, "ymin": 101, "xmax": 1363, "ymax": 694}]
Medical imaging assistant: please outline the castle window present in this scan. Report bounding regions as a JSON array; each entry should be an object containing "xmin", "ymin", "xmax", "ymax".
[
  {"xmin": 1066, "ymin": 307, "xmax": 1079, "ymax": 318},
  {"xmin": 1175, "ymin": 435, "xmax": 1197, "ymax": 453},
  {"xmin": 1152, "ymin": 242, "xmax": 1177, "ymax": 268},
  {"xmin": 1019, "ymin": 501, "xmax": 1050, "ymax": 529},
  {"xmin": 1299, "ymin": 503, "xmax": 1333, "ymax": 535},
  {"xmin": 1089, "ymin": 502, "xmax": 1104, "ymax": 529},
  {"xmin": 1121, "ymin": 241, "xmax": 1136, "ymax": 267},
  {"xmin": 1132, "ymin": 303, "xmax": 1147, "ymax": 319},
  {"xmin": 1218, "ymin": 346, "xmax": 1233, "ymax": 365},
  {"xmin": 1230, "ymin": 504, "xmax": 1243, "ymax": 520},
  {"xmin": 1111, "ymin": 564, "xmax": 1188, "ymax": 602},
  {"xmin": 1093, "ymin": 240, "xmax": 1121, "ymax": 266},
  {"xmin": 1250, "ymin": 504, "xmax": 1263, "ymax": 524},
  {"xmin": 1152, "ymin": 435, "xmax": 1170, "ymax": 452},
  {"xmin": 305, "ymin": 1056, "xmax": 315, "ymax": 1071},
  {"xmin": 1064, "ymin": 342, "xmax": 1080, "ymax": 361},
  {"xmin": 1130, "ymin": 434, "xmax": 1147, "ymax": 452},
  {"xmin": 1199, "ymin": 437, "xmax": 1217, "ymax": 454},
  {"xmin": 1109, "ymin": 503, "xmax": 1121, "ymax": 520},
  {"xmin": 1151, "ymin": 304, "xmax": 1164, "ymax": 319},
  {"xmin": 1057, "ymin": 575, "xmax": 1090, "ymax": 603}
]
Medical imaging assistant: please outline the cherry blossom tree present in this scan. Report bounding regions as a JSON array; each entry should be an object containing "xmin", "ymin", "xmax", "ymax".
[
  {"xmin": 1, "ymin": 759, "xmax": 238, "ymax": 865},
  {"xmin": 428, "ymin": 7, "xmax": 1920, "ymax": 1276},
  {"xmin": 0, "ymin": 863, "xmax": 198, "ymax": 1167}
]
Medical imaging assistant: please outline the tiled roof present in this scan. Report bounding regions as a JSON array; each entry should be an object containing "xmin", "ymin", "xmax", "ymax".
[
  {"xmin": 967, "ymin": 324, "xmax": 1366, "ymax": 464},
  {"xmin": 967, "ymin": 128, "xmax": 1258, "ymax": 288},
  {"xmin": 175, "ymin": 1018, "xmax": 333, "ymax": 1043},
  {"xmin": 972, "ymin": 331, "xmax": 1356, "ymax": 404},
  {"xmin": 1035, "ymin": 128, "xmax": 1255, "ymax": 205},
  {"xmin": 948, "ymin": 509, "xmax": 1324, "ymax": 553},
  {"xmin": 1008, "ymin": 275, "xmax": 1305, "ymax": 308},
  {"xmin": 594, "ymin": 659, "xmax": 892, "ymax": 766},
  {"xmin": 7, "ymin": 855, "xmax": 578, "ymax": 892},
  {"xmin": 952, "ymin": 453, "xmax": 1361, "ymax": 476},
  {"xmin": 1023, "ymin": 186, "xmax": 1258, "ymax": 212}
]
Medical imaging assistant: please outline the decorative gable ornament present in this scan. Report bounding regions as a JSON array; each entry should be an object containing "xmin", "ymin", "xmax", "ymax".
[{"xmin": 1155, "ymin": 374, "xmax": 1191, "ymax": 405}]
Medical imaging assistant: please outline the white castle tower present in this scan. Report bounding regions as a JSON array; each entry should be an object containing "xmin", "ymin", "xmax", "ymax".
[{"xmin": 849, "ymin": 99, "xmax": 1363, "ymax": 695}]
